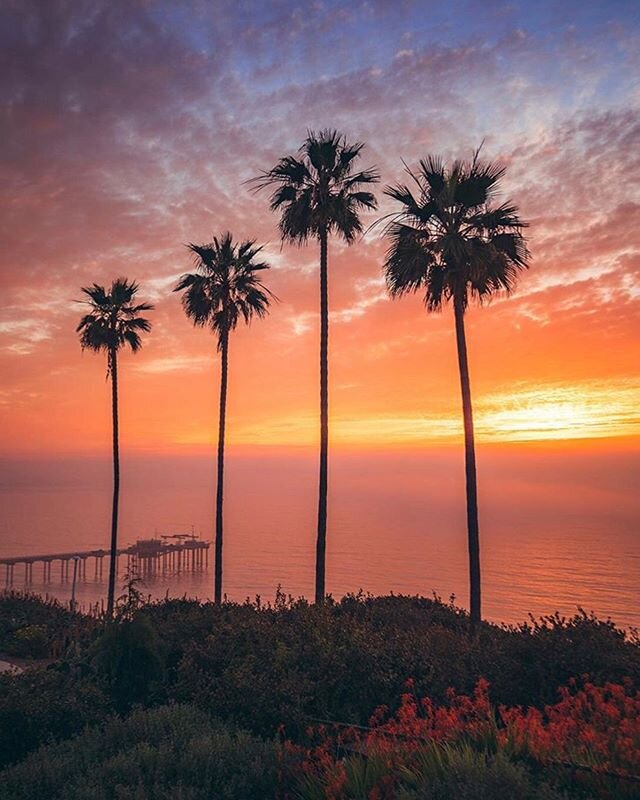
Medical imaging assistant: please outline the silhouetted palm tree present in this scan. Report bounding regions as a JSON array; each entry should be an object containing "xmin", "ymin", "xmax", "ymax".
[
  {"xmin": 174, "ymin": 233, "xmax": 273, "ymax": 604},
  {"xmin": 382, "ymin": 152, "xmax": 529, "ymax": 632},
  {"xmin": 76, "ymin": 278, "xmax": 153, "ymax": 617},
  {"xmin": 252, "ymin": 130, "xmax": 379, "ymax": 604}
]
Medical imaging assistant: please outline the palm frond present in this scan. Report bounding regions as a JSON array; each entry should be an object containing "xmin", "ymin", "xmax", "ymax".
[
  {"xmin": 76, "ymin": 278, "xmax": 153, "ymax": 362},
  {"xmin": 383, "ymin": 223, "xmax": 433, "ymax": 297},
  {"xmin": 252, "ymin": 129, "xmax": 378, "ymax": 245},
  {"xmin": 381, "ymin": 150, "xmax": 530, "ymax": 311},
  {"xmin": 174, "ymin": 232, "xmax": 274, "ymax": 348}
]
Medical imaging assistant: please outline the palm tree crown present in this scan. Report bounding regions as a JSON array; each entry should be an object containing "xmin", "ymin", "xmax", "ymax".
[
  {"xmin": 77, "ymin": 278, "xmax": 153, "ymax": 365},
  {"xmin": 174, "ymin": 233, "xmax": 273, "ymax": 346},
  {"xmin": 251, "ymin": 128, "xmax": 379, "ymax": 242},
  {"xmin": 383, "ymin": 153, "xmax": 529, "ymax": 307}
]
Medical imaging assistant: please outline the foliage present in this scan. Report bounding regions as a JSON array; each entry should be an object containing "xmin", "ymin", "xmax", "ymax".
[
  {"xmin": 1, "ymin": 593, "xmax": 638, "ymax": 774},
  {"xmin": 0, "ymin": 668, "xmax": 110, "ymax": 768},
  {"xmin": 166, "ymin": 595, "xmax": 639, "ymax": 738},
  {"xmin": 0, "ymin": 591, "xmax": 95, "ymax": 659},
  {"xmin": 382, "ymin": 151, "xmax": 529, "ymax": 310},
  {"xmin": 491, "ymin": 611, "xmax": 640, "ymax": 706},
  {"xmin": 91, "ymin": 614, "xmax": 164, "ymax": 711},
  {"xmin": 0, "ymin": 704, "xmax": 279, "ymax": 800},
  {"xmin": 174, "ymin": 231, "xmax": 273, "ymax": 348},
  {"xmin": 294, "ymin": 747, "xmax": 571, "ymax": 800},
  {"xmin": 500, "ymin": 679, "xmax": 640, "ymax": 777},
  {"xmin": 252, "ymin": 128, "xmax": 379, "ymax": 243},
  {"xmin": 7, "ymin": 625, "xmax": 49, "ymax": 658},
  {"xmin": 290, "ymin": 679, "xmax": 640, "ymax": 799},
  {"xmin": 76, "ymin": 278, "xmax": 153, "ymax": 365}
]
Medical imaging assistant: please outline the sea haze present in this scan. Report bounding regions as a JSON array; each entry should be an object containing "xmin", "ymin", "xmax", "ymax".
[{"xmin": 0, "ymin": 444, "xmax": 638, "ymax": 629}]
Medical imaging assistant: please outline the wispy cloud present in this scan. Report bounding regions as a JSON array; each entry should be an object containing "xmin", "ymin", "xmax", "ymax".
[
  {"xmin": 0, "ymin": 319, "xmax": 54, "ymax": 355},
  {"xmin": 134, "ymin": 355, "xmax": 210, "ymax": 374},
  {"xmin": 1, "ymin": 1, "xmax": 639, "ymax": 451}
]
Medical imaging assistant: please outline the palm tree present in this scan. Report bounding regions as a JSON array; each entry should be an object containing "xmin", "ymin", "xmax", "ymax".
[
  {"xmin": 382, "ymin": 152, "xmax": 529, "ymax": 632},
  {"xmin": 76, "ymin": 278, "xmax": 153, "ymax": 617},
  {"xmin": 252, "ymin": 129, "xmax": 379, "ymax": 604},
  {"xmin": 174, "ymin": 233, "xmax": 273, "ymax": 604}
]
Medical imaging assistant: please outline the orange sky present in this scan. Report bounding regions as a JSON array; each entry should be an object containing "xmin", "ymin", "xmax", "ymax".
[{"xmin": 1, "ymin": 2, "xmax": 639, "ymax": 457}]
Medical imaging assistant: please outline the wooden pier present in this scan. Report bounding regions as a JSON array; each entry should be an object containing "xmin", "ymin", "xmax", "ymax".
[{"xmin": 1, "ymin": 535, "xmax": 210, "ymax": 588}]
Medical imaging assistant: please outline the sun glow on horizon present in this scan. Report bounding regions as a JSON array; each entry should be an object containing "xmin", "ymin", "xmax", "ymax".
[{"xmin": 221, "ymin": 380, "xmax": 640, "ymax": 447}]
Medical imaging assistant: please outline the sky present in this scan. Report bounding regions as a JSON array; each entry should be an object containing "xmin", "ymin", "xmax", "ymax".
[{"xmin": 1, "ymin": 0, "xmax": 639, "ymax": 456}]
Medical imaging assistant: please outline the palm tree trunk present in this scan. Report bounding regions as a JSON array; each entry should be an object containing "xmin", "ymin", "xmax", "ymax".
[
  {"xmin": 315, "ymin": 227, "xmax": 329, "ymax": 605},
  {"xmin": 453, "ymin": 298, "xmax": 481, "ymax": 633},
  {"xmin": 214, "ymin": 329, "xmax": 229, "ymax": 604},
  {"xmin": 107, "ymin": 347, "xmax": 119, "ymax": 618}
]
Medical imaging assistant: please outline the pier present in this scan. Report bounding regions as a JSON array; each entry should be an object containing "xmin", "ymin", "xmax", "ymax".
[{"xmin": 1, "ymin": 535, "xmax": 210, "ymax": 588}]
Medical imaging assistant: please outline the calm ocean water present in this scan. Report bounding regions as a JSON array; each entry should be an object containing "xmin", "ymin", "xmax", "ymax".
[{"xmin": 0, "ymin": 447, "xmax": 638, "ymax": 629}]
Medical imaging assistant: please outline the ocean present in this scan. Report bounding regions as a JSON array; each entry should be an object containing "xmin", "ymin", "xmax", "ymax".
[{"xmin": 1, "ymin": 445, "xmax": 638, "ymax": 629}]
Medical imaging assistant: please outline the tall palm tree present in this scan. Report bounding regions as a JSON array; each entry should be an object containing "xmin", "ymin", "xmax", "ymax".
[
  {"xmin": 252, "ymin": 129, "xmax": 379, "ymax": 604},
  {"xmin": 174, "ymin": 232, "xmax": 273, "ymax": 604},
  {"xmin": 382, "ymin": 152, "xmax": 529, "ymax": 632},
  {"xmin": 76, "ymin": 278, "xmax": 153, "ymax": 617}
]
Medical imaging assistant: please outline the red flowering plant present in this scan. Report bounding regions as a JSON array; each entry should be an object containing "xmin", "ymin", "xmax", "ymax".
[
  {"xmin": 288, "ymin": 678, "xmax": 640, "ymax": 799},
  {"xmin": 499, "ymin": 678, "xmax": 640, "ymax": 776}
]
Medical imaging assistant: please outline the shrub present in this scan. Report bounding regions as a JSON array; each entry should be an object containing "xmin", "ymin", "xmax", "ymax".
[
  {"xmin": 0, "ymin": 591, "xmax": 96, "ymax": 659},
  {"xmin": 292, "ymin": 746, "xmax": 571, "ymax": 800},
  {"xmin": 487, "ymin": 611, "xmax": 640, "ymax": 707},
  {"xmin": 168, "ymin": 595, "xmax": 639, "ymax": 738},
  {"xmin": 396, "ymin": 749, "xmax": 570, "ymax": 800},
  {"xmin": 91, "ymin": 615, "xmax": 165, "ymax": 710},
  {"xmin": 291, "ymin": 680, "xmax": 640, "ymax": 800},
  {"xmin": 2, "ymin": 592, "xmax": 638, "ymax": 768},
  {"xmin": 0, "ymin": 705, "xmax": 279, "ymax": 800},
  {"xmin": 8, "ymin": 625, "xmax": 50, "ymax": 658},
  {"xmin": 0, "ymin": 668, "xmax": 110, "ymax": 768}
]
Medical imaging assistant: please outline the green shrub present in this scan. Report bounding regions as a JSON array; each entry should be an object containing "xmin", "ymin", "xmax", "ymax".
[
  {"xmin": 0, "ymin": 591, "xmax": 96, "ymax": 659},
  {"xmin": 91, "ymin": 615, "xmax": 165, "ymax": 710},
  {"xmin": 165, "ymin": 595, "xmax": 639, "ymax": 737},
  {"xmin": 0, "ymin": 668, "xmax": 110, "ymax": 768},
  {"xmin": 8, "ymin": 625, "xmax": 50, "ymax": 658},
  {"xmin": 396, "ymin": 748, "xmax": 572, "ymax": 800},
  {"xmin": 2, "ymin": 593, "xmax": 638, "ymax": 768},
  {"xmin": 491, "ymin": 611, "xmax": 640, "ymax": 706},
  {"xmin": 293, "ymin": 744, "xmax": 577, "ymax": 800},
  {"xmin": 0, "ymin": 705, "xmax": 279, "ymax": 800}
]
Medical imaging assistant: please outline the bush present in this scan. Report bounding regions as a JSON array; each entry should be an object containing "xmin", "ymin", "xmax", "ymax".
[
  {"xmin": 396, "ymin": 749, "xmax": 570, "ymax": 800},
  {"xmin": 487, "ymin": 611, "xmax": 640, "ymax": 707},
  {"xmin": 2, "ymin": 593, "xmax": 638, "ymax": 767},
  {"xmin": 0, "ymin": 668, "xmax": 110, "ymax": 768},
  {"xmin": 290, "ymin": 679, "xmax": 640, "ymax": 800},
  {"xmin": 165, "ymin": 595, "xmax": 639, "ymax": 737},
  {"xmin": 8, "ymin": 625, "xmax": 50, "ymax": 658},
  {"xmin": 0, "ymin": 705, "xmax": 280, "ymax": 800},
  {"xmin": 0, "ymin": 592, "xmax": 95, "ymax": 659},
  {"xmin": 91, "ymin": 615, "xmax": 165, "ymax": 710},
  {"xmin": 292, "ymin": 746, "xmax": 572, "ymax": 800}
]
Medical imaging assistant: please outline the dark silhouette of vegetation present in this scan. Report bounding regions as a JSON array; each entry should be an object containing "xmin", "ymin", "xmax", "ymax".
[
  {"xmin": 76, "ymin": 279, "xmax": 153, "ymax": 617},
  {"xmin": 252, "ymin": 129, "xmax": 379, "ymax": 603},
  {"xmin": 90, "ymin": 577, "xmax": 164, "ymax": 711},
  {"xmin": 0, "ymin": 593, "xmax": 637, "ymax": 797},
  {"xmin": 382, "ymin": 152, "xmax": 529, "ymax": 632},
  {"xmin": 1, "ymin": 705, "xmax": 279, "ymax": 800},
  {"xmin": 174, "ymin": 233, "xmax": 273, "ymax": 604},
  {"xmin": 0, "ymin": 592, "xmax": 96, "ymax": 659}
]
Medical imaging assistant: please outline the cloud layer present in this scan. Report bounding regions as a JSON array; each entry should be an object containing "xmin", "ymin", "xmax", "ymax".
[{"xmin": 1, "ymin": 0, "xmax": 639, "ymax": 453}]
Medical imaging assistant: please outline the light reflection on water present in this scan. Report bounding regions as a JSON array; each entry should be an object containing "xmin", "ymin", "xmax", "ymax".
[{"xmin": 0, "ymin": 448, "xmax": 638, "ymax": 629}]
